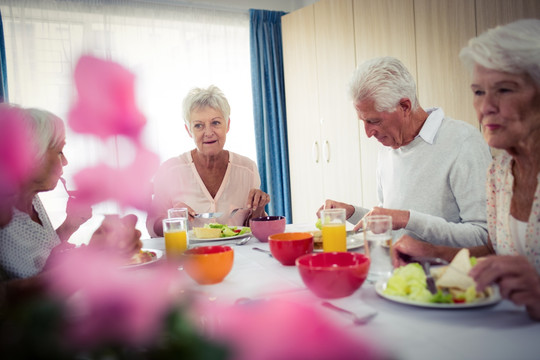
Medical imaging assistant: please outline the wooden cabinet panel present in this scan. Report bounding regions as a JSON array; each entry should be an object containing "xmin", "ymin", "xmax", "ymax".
[
  {"xmin": 282, "ymin": 4, "xmax": 324, "ymax": 224},
  {"xmin": 314, "ymin": 0, "xmax": 362, "ymax": 207},
  {"xmin": 476, "ymin": 0, "xmax": 540, "ymax": 33},
  {"xmin": 352, "ymin": 0, "xmax": 417, "ymax": 209},
  {"xmin": 414, "ymin": 0, "xmax": 477, "ymax": 128}
]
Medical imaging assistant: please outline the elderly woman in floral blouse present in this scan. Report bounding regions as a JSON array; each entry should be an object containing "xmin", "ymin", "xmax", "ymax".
[{"xmin": 392, "ymin": 19, "xmax": 540, "ymax": 320}]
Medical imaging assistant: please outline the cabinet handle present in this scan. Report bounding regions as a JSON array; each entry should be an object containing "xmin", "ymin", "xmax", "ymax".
[
  {"xmin": 323, "ymin": 140, "xmax": 330, "ymax": 163},
  {"xmin": 312, "ymin": 141, "xmax": 320, "ymax": 163}
]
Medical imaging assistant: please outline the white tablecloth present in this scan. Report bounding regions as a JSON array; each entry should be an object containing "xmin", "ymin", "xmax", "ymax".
[{"xmin": 143, "ymin": 223, "xmax": 540, "ymax": 360}]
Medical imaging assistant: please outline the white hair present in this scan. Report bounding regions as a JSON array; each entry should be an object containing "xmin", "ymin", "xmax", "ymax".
[
  {"xmin": 348, "ymin": 56, "xmax": 419, "ymax": 112},
  {"xmin": 182, "ymin": 85, "xmax": 231, "ymax": 133},
  {"xmin": 24, "ymin": 108, "xmax": 66, "ymax": 162},
  {"xmin": 459, "ymin": 19, "xmax": 540, "ymax": 87}
]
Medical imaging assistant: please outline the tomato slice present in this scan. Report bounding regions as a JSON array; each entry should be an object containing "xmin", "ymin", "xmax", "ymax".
[
  {"xmin": 233, "ymin": 229, "xmax": 242, "ymax": 233},
  {"xmin": 453, "ymin": 298, "xmax": 466, "ymax": 304}
]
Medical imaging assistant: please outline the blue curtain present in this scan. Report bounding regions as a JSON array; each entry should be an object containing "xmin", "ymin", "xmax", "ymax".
[
  {"xmin": 0, "ymin": 10, "xmax": 8, "ymax": 102},
  {"xmin": 249, "ymin": 9, "xmax": 292, "ymax": 223}
]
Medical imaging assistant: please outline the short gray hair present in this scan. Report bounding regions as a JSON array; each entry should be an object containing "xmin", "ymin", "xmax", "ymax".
[
  {"xmin": 459, "ymin": 19, "xmax": 540, "ymax": 87},
  {"xmin": 348, "ymin": 56, "xmax": 419, "ymax": 112},
  {"xmin": 182, "ymin": 85, "xmax": 230, "ymax": 132},
  {"xmin": 24, "ymin": 108, "xmax": 66, "ymax": 162}
]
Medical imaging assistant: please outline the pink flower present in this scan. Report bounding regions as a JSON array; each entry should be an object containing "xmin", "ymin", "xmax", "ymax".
[
  {"xmin": 0, "ymin": 105, "xmax": 37, "ymax": 191},
  {"xmin": 72, "ymin": 147, "xmax": 159, "ymax": 211},
  {"xmin": 197, "ymin": 298, "xmax": 382, "ymax": 360},
  {"xmin": 68, "ymin": 56, "xmax": 146, "ymax": 139},
  {"xmin": 47, "ymin": 247, "xmax": 184, "ymax": 348}
]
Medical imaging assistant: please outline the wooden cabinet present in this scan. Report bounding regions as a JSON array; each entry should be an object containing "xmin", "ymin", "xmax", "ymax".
[
  {"xmin": 282, "ymin": 0, "xmax": 362, "ymax": 224},
  {"xmin": 282, "ymin": 0, "xmax": 540, "ymax": 223},
  {"xmin": 414, "ymin": 0, "xmax": 477, "ymax": 128}
]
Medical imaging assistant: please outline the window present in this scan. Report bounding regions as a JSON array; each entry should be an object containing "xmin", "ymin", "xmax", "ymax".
[{"xmin": 1, "ymin": 0, "xmax": 256, "ymax": 241}]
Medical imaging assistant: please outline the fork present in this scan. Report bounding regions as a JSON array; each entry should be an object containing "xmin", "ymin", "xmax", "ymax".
[{"xmin": 321, "ymin": 301, "xmax": 377, "ymax": 326}]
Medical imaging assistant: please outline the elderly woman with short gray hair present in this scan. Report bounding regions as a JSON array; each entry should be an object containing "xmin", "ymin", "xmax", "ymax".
[{"xmin": 147, "ymin": 85, "xmax": 270, "ymax": 237}]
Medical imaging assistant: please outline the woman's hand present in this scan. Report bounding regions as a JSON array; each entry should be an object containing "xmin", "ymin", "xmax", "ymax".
[
  {"xmin": 88, "ymin": 214, "xmax": 142, "ymax": 258},
  {"xmin": 316, "ymin": 200, "xmax": 355, "ymax": 219},
  {"xmin": 470, "ymin": 255, "xmax": 540, "ymax": 320},
  {"xmin": 247, "ymin": 189, "xmax": 270, "ymax": 218}
]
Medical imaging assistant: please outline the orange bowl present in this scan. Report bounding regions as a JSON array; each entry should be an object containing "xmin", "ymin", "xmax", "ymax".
[
  {"xmin": 182, "ymin": 245, "xmax": 234, "ymax": 285},
  {"xmin": 296, "ymin": 252, "xmax": 370, "ymax": 298},
  {"xmin": 268, "ymin": 232, "xmax": 313, "ymax": 266}
]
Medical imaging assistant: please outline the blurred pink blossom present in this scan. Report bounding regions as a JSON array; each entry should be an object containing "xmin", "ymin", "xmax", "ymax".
[
  {"xmin": 47, "ymin": 247, "xmax": 184, "ymax": 348},
  {"xmin": 197, "ymin": 298, "xmax": 382, "ymax": 360},
  {"xmin": 68, "ymin": 55, "xmax": 146, "ymax": 139},
  {"xmin": 0, "ymin": 104, "xmax": 37, "ymax": 191},
  {"xmin": 72, "ymin": 147, "xmax": 159, "ymax": 211},
  {"xmin": 67, "ymin": 55, "xmax": 160, "ymax": 211}
]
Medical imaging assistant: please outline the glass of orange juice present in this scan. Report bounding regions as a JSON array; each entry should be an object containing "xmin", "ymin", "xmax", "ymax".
[
  {"xmin": 320, "ymin": 208, "xmax": 347, "ymax": 252},
  {"xmin": 163, "ymin": 217, "xmax": 188, "ymax": 261}
]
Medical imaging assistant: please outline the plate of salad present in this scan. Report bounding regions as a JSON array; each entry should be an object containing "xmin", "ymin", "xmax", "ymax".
[
  {"xmin": 375, "ymin": 249, "xmax": 501, "ymax": 309},
  {"xmin": 189, "ymin": 223, "xmax": 251, "ymax": 241}
]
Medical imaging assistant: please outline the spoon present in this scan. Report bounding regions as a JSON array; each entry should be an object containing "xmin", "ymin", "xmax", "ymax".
[
  {"xmin": 252, "ymin": 247, "xmax": 272, "ymax": 257},
  {"xmin": 321, "ymin": 301, "xmax": 377, "ymax": 326},
  {"xmin": 235, "ymin": 236, "xmax": 252, "ymax": 246}
]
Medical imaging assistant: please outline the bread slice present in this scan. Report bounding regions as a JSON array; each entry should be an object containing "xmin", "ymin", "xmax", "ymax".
[
  {"xmin": 193, "ymin": 227, "xmax": 222, "ymax": 239},
  {"xmin": 435, "ymin": 248, "xmax": 475, "ymax": 290}
]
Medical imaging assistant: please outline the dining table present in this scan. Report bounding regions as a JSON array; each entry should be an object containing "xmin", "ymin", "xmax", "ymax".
[{"xmin": 142, "ymin": 223, "xmax": 540, "ymax": 360}]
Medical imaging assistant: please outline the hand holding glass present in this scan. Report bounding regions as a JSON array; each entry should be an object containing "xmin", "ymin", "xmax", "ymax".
[
  {"xmin": 320, "ymin": 208, "xmax": 347, "ymax": 252},
  {"xmin": 163, "ymin": 218, "xmax": 188, "ymax": 261},
  {"xmin": 363, "ymin": 215, "xmax": 393, "ymax": 282}
]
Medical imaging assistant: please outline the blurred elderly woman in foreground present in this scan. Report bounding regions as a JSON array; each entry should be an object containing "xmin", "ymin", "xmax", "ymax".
[
  {"xmin": 147, "ymin": 85, "xmax": 270, "ymax": 237},
  {"xmin": 392, "ymin": 19, "xmax": 540, "ymax": 320},
  {"xmin": 0, "ymin": 106, "xmax": 141, "ymax": 281}
]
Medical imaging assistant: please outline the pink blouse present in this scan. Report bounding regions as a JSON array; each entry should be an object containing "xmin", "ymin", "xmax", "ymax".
[
  {"xmin": 146, "ymin": 151, "xmax": 261, "ymax": 236},
  {"xmin": 487, "ymin": 151, "xmax": 540, "ymax": 273}
]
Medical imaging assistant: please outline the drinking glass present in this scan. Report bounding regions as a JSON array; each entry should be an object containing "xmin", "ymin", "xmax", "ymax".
[
  {"xmin": 320, "ymin": 208, "xmax": 347, "ymax": 252},
  {"xmin": 363, "ymin": 215, "xmax": 393, "ymax": 282},
  {"xmin": 168, "ymin": 207, "xmax": 188, "ymax": 219},
  {"xmin": 163, "ymin": 217, "xmax": 188, "ymax": 261}
]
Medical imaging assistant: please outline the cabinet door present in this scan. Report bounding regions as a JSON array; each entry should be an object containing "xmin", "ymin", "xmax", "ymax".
[
  {"xmin": 314, "ymin": 0, "xmax": 363, "ymax": 209},
  {"xmin": 475, "ymin": 0, "xmax": 540, "ymax": 33},
  {"xmin": 282, "ymin": 4, "xmax": 324, "ymax": 224},
  {"xmin": 352, "ymin": 0, "xmax": 417, "ymax": 209},
  {"xmin": 414, "ymin": 0, "xmax": 477, "ymax": 128}
]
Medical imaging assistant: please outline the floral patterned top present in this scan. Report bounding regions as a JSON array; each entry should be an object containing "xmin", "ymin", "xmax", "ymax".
[{"xmin": 487, "ymin": 151, "xmax": 540, "ymax": 274}]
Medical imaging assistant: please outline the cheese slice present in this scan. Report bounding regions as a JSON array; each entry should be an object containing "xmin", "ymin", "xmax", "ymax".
[{"xmin": 193, "ymin": 227, "xmax": 222, "ymax": 239}]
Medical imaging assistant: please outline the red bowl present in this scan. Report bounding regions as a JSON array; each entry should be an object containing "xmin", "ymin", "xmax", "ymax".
[
  {"xmin": 268, "ymin": 232, "xmax": 314, "ymax": 266},
  {"xmin": 296, "ymin": 252, "xmax": 370, "ymax": 299},
  {"xmin": 182, "ymin": 245, "xmax": 234, "ymax": 285},
  {"xmin": 250, "ymin": 216, "xmax": 286, "ymax": 242}
]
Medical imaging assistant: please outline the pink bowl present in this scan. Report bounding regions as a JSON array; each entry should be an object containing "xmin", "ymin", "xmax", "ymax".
[
  {"xmin": 296, "ymin": 252, "xmax": 370, "ymax": 299},
  {"xmin": 268, "ymin": 232, "xmax": 313, "ymax": 266},
  {"xmin": 249, "ymin": 216, "xmax": 286, "ymax": 242}
]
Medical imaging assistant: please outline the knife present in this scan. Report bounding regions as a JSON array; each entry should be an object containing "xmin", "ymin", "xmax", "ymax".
[
  {"xmin": 193, "ymin": 212, "xmax": 223, "ymax": 219},
  {"xmin": 346, "ymin": 230, "xmax": 363, "ymax": 236}
]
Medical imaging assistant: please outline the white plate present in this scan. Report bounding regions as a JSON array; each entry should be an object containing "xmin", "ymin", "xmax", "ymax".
[
  {"xmin": 189, "ymin": 228, "xmax": 251, "ymax": 242},
  {"xmin": 374, "ymin": 279, "xmax": 501, "ymax": 309},
  {"xmin": 314, "ymin": 235, "xmax": 364, "ymax": 252},
  {"xmin": 124, "ymin": 248, "xmax": 163, "ymax": 268}
]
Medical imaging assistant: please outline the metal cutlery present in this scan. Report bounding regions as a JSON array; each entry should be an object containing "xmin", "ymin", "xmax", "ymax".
[
  {"xmin": 321, "ymin": 301, "xmax": 377, "ymax": 326},
  {"xmin": 235, "ymin": 236, "xmax": 252, "ymax": 246},
  {"xmin": 252, "ymin": 247, "xmax": 272, "ymax": 257},
  {"xmin": 59, "ymin": 177, "xmax": 76, "ymax": 198},
  {"xmin": 194, "ymin": 212, "xmax": 223, "ymax": 219}
]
